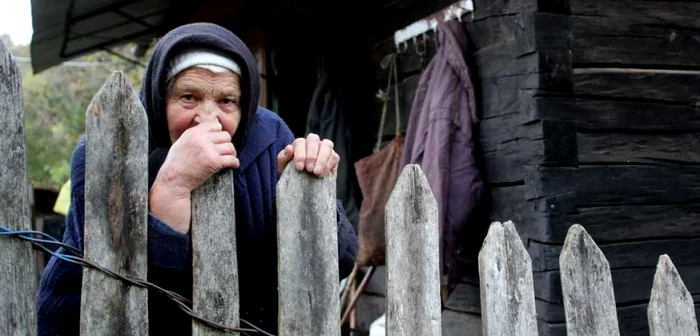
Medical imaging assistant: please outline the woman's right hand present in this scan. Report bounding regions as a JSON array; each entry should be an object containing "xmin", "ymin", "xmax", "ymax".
[
  {"xmin": 157, "ymin": 121, "xmax": 240, "ymax": 192},
  {"xmin": 148, "ymin": 121, "xmax": 239, "ymax": 234}
]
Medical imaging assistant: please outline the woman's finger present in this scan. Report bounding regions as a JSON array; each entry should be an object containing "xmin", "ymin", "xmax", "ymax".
[
  {"xmin": 277, "ymin": 145, "xmax": 293, "ymax": 175},
  {"xmin": 293, "ymin": 138, "xmax": 306, "ymax": 171},
  {"xmin": 215, "ymin": 142, "xmax": 236, "ymax": 156},
  {"xmin": 209, "ymin": 131, "xmax": 233, "ymax": 144},
  {"xmin": 304, "ymin": 133, "xmax": 321, "ymax": 172},
  {"xmin": 219, "ymin": 154, "xmax": 240, "ymax": 169},
  {"xmin": 314, "ymin": 139, "xmax": 334, "ymax": 176},
  {"xmin": 325, "ymin": 151, "xmax": 340, "ymax": 178},
  {"xmin": 199, "ymin": 120, "xmax": 223, "ymax": 133}
]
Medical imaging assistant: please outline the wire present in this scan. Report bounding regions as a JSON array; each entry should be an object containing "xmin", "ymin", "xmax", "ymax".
[
  {"xmin": 11, "ymin": 55, "xmax": 129, "ymax": 68},
  {"xmin": 0, "ymin": 225, "xmax": 275, "ymax": 336}
]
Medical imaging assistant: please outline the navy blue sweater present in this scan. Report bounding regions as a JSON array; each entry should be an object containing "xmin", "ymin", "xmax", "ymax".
[{"xmin": 36, "ymin": 22, "xmax": 358, "ymax": 336}]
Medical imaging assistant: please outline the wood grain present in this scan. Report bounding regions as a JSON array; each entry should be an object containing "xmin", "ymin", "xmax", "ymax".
[
  {"xmin": 531, "ymin": 237, "xmax": 700, "ymax": 272},
  {"xmin": 534, "ymin": 264, "xmax": 700, "ymax": 305},
  {"xmin": 533, "ymin": 165, "xmax": 700, "ymax": 206},
  {"xmin": 191, "ymin": 169, "xmax": 239, "ymax": 336},
  {"xmin": 80, "ymin": 71, "xmax": 149, "ymax": 335},
  {"xmin": 578, "ymin": 132, "xmax": 700, "ymax": 164},
  {"xmin": 528, "ymin": 96, "xmax": 700, "ymax": 132},
  {"xmin": 573, "ymin": 70, "xmax": 700, "ymax": 103},
  {"xmin": 276, "ymin": 164, "xmax": 340, "ymax": 336},
  {"xmin": 559, "ymin": 224, "xmax": 620, "ymax": 336},
  {"xmin": 573, "ymin": 15, "xmax": 700, "ymax": 67},
  {"xmin": 0, "ymin": 37, "xmax": 37, "ymax": 336},
  {"xmin": 479, "ymin": 221, "xmax": 538, "ymax": 336},
  {"xmin": 386, "ymin": 164, "xmax": 441, "ymax": 336},
  {"xmin": 648, "ymin": 255, "xmax": 699, "ymax": 336}
]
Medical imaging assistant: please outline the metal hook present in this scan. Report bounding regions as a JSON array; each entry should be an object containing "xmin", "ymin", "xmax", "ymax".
[
  {"xmin": 397, "ymin": 41, "xmax": 408, "ymax": 53},
  {"xmin": 380, "ymin": 53, "xmax": 396, "ymax": 69},
  {"xmin": 415, "ymin": 34, "xmax": 427, "ymax": 56}
]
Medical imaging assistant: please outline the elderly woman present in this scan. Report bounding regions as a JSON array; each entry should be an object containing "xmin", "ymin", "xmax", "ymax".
[{"xmin": 36, "ymin": 22, "xmax": 358, "ymax": 335}]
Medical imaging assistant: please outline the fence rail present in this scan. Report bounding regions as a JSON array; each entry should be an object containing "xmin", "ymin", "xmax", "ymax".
[{"xmin": 1, "ymin": 40, "xmax": 698, "ymax": 336}]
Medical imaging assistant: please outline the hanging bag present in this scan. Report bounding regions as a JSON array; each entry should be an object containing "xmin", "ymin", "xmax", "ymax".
[{"xmin": 354, "ymin": 54, "xmax": 403, "ymax": 266}]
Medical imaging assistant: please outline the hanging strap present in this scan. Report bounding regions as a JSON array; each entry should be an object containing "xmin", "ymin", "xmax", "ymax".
[
  {"xmin": 392, "ymin": 53, "xmax": 401, "ymax": 139},
  {"xmin": 375, "ymin": 54, "xmax": 401, "ymax": 152}
]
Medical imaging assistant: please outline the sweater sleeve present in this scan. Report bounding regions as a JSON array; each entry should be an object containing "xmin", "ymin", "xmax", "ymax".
[
  {"xmin": 274, "ymin": 120, "xmax": 359, "ymax": 280},
  {"xmin": 37, "ymin": 136, "xmax": 191, "ymax": 336}
]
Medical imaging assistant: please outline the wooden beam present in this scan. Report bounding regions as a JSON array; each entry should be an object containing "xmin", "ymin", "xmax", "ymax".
[
  {"xmin": 529, "ymin": 237, "xmax": 700, "ymax": 272},
  {"xmin": 534, "ymin": 264, "xmax": 700, "ymax": 305},
  {"xmin": 472, "ymin": 0, "xmax": 537, "ymax": 20},
  {"xmin": 573, "ymin": 15, "xmax": 700, "ymax": 67},
  {"xmin": 573, "ymin": 70, "xmax": 700, "ymax": 103},
  {"xmin": 570, "ymin": 0, "xmax": 700, "ymax": 30},
  {"xmin": 578, "ymin": 132, "xmax": 700, "ymax": 165},
  {"xmin": 527, "ymin": 96, "xmax": 700, "ymax": 132},
  {"xmin": 532, "ymin": 165, "xmax": 700, "ymax": 206}
]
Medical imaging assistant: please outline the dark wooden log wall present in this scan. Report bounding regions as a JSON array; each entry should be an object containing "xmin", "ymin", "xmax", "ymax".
[
  {"xmin": 528, "ymin": 1, "xmax": 700, "ymax": 335},
  {"xmin": 356, "ymin": 0, "xmax": 700, "ymax": 335}
]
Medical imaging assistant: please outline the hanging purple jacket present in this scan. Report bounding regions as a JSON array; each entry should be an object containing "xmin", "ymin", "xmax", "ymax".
[{"xmin": 400, "ymin": 19, "xmax": 484, "ymax": 285}]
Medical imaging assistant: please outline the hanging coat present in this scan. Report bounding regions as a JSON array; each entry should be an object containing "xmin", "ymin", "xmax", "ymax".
[
  {"xmin": 306, "ymin": 72, "xmax": 360, "ymax": 227},
  {"xmin": 400, "ymin": 19, "xmax": 484, "ymax": 286}
]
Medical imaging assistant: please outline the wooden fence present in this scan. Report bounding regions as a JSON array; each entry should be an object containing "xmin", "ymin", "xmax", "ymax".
[{"xmin": 1, "ymin": 41, "xmax": 698, "ymax": 336}]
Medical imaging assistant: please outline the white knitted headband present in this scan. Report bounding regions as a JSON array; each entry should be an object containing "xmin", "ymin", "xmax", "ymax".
[{"xmin": 166, "ymin": 48, "xmax": 241, "ymax": 82}]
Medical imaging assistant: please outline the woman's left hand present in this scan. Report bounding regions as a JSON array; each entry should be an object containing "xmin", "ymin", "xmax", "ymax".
[{"xmin": 277, "ymin": 133, "xmax": 339, "ymax": 178}]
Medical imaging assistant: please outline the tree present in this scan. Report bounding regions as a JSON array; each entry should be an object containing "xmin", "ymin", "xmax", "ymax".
[
  {"xmin": 1, "ymin": 34, "xmax": 13, "ymax": 49},
  {"xmin": 8, "ymin": 38, "xmax": 156, "ymax": 190}
]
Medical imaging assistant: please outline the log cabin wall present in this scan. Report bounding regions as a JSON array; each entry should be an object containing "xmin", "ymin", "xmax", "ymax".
[
  {"xmin": 358, "ymin": 1, "xmax": 700, "ymax": 335},
  {"xmin": 524, "ymin": 1, "xmax": 700, "ymax": 335}
]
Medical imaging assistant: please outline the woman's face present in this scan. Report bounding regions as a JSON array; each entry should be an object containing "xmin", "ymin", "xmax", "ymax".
[{"xmin": 165, "ymin": 67, "xmax": 242, "ymax": 143}]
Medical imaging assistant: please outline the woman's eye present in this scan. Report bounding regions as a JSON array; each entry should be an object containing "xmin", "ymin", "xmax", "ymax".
[
  {"xmin": 181, "ymin": 94, "xmax": 195, "ymax": 102},
  {"xmin": 222, "ymin": 98, "xmax": 237, "ymax": 105}
]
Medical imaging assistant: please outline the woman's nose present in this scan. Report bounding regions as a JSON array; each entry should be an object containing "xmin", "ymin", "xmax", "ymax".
[{"xmin": 194, "ymin": 101, "xmax": 220, "ymax": 124}]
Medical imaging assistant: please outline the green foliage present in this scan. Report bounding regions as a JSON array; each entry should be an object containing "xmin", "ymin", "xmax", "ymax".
[{"xmin": 9, "ymin": 38, "xmax": 156, "ymax": 189}]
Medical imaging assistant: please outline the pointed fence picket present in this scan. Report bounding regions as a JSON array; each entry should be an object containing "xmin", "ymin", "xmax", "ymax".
[
  {"xmin": 276, "ymin": 164, "xmax": 340, "ymax": 336},
  {"xmin": 1, "ymin": 38, "xmax": 699, "ymax": 336},
  {"xmin": 80, "ymin": 71, "xmax": 149, "ymax": 335},
  {"xmin": 0, "ymin": 36, "xmax": 37, "ymax": 336},
  {"xmin": 385, "ymin": 164, "xmax": 442, "ymax": 336},
  {"xmin": 192, "ymin": 158, "xmax": 238, "ymax": 336},
  {"xmin": 648, "ymin": 255, "xmax": 699, "ymax": 336},
  {"xmin": 560, "ymin": 224, "xmax": 620, "ymax": 336},
  {"xmin": 478, "ymin": 221, "xmax": 537, "ymax": 336}
]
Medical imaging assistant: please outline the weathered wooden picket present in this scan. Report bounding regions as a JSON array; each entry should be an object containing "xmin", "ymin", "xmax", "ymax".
[{"xmin": 2, "ymin": 40, "xmax": 698, "ymax": 336}]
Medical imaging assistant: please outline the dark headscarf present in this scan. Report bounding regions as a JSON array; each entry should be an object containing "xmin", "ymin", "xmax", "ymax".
[{"xmin": 139, "ymin": 22, "xmax": 261, "ymax": 151}]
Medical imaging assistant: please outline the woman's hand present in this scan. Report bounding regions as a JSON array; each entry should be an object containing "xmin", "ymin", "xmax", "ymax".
[
  {"xmin": 158, "ymin": 121, "xmax": 240, "ymax": 192},
  {"xmin": 277, "ymin": 133, "xmax": 339, "ymax": 178},
  {"xmin": 149, "ymin": 121, "xmax": 239, "ymax": 233}
]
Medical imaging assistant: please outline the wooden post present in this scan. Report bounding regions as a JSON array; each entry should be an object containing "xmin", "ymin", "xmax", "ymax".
[
  {"xmin": 559, "ymin": 224, "xmax": 620, "ymax": 336},
  {"xmin": 277, "ymin": 164, "xmax": 340, "ymax": 336},
  {"xmin": 80, "ymin": 71, "xmax": 149, "ymax": 335},
  {"xmin": 385, "ymin": 164, "xmax": 441, "ymax": 336},
  {"xmin": 648, "ymin": 255, "xmax": 698, "ymax": 336},
  {"xmin": 191, "ymin": 169, "xmax": 239, "ymax": 336},
  {"xmin": 478, "ymin": 221, "xmax": 538, "ymax": 336},
  {"xmin": 0, "ymin": 39, "xmax": 37, "ymax": 336}
]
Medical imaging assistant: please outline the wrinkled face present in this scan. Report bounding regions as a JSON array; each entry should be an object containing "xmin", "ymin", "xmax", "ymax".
[{"xmin": 165, "ymin": 67, "xmax": 242, "ymax": 143}]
